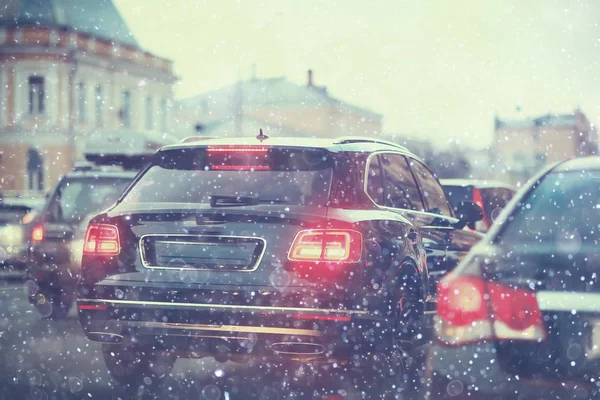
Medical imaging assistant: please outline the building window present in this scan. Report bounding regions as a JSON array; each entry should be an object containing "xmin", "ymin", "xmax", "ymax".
[
  {"xmin": 27, "ymin": 147, "xmax": 44, "ymax": 191},
  {"xmin": 160, "ymin": 98, "xmax": 167, "ymax": 132},
  {"xmin": 145, "ymin": 96, "xmax": 153, "ymax": 130},
  {"xmin": 28, "ymin": 76, "xmax": 45, "ymax": 115},
  {"xmin": 95, "ymin": 85, "xmax": 103, "ymax": 127},
  {"xmin": 121, "ymin": 90, "xmax": 131, "ymax": 128},
  {"xmin": 77, "ymin": 82, "xmax": 86, "ymax": 122}
]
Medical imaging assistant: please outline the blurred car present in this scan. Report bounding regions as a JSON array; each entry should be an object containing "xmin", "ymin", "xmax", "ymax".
[
  {"xmin": 26, "ymin": 130, "xmax": 176, "ymax": 319},
  {"xmin": 26, "ymin": 166, "xmax": 136, "ymax": 318},
  {"xmin": 441, "ymin": 179, "xmax": 515, "ymax": 232},
  {"xmin": 75, "ymin": 136, "xmax": 483, "ymax": 393},
  {"xmin": 425, "ymin": 157, "xmax": 600, "ymax": 399},
  {"xmin": 0, "ymin": 195, "xmax": 45, "ymax": 270}
]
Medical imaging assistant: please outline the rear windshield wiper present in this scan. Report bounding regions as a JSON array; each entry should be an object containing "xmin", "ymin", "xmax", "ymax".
[{"xmin": 210, "ymin": 194, "xmax": 260, "ymax": 207}]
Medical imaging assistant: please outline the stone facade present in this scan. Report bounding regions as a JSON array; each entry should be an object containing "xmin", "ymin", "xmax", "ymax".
[
  {"xmin": 0, "ymin": 18, "xmax": 176, "ymax": 193},
  {"xmin": 492, "ymin": 110, "xmax": 598, "ymax": 186}
]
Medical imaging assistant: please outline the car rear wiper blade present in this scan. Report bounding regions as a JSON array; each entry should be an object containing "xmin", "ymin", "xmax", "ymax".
[{"xmin": 210, "ymin": 194, "xmax": 260, "ymax": 207}]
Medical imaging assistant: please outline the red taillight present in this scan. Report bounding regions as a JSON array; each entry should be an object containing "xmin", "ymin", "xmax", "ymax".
[
  {"xmin": 83, "ymin": 224, "xmax": 120, "ymax": 256},
  {"xmin": 288, "ymin": 229, "xmax": 362, "ymax": 263},
  {"xmin": 207, "ymin": 146, "xmax": 269, "ymax": 153},
  {"xmin": 207, "ymin": 146, "xmax": 270, "ymax": 171},
  {"xmin": 436, "ymin": 276, "xmax": 546, "ymax": 346},
  {"xmin": 31, "ymin": 225, "xmax": 44, "ymax": 242},
  {"xmin": 210, "ymin": 165, "xmax": 270, "ymax": 171},
  {"xmin": 78, "ymin": 304, "xmax": 108, "ymax": 310}
]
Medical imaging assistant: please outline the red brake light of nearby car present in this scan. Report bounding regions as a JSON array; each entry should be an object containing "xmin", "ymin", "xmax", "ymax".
[
  {"xmin": 83, "ymin": 224, "xmax": 120, "ymax": 256},
  {"xmin": 472, "ymin": 187, "xmax": 485, "ymax": 211},
  {"xmin": 207, "ymin": 146, "xmax": 270, "ymax": 171},
  {"xmin": 31, "ymin": 225, "xmax": 44, "ymax": 242},
  {"xmin": 207, "ymin": 146, "xmax": 269, "ymax": 153},
  {"xmin": 436, "ymin": 276, "xmax": 546, "ymax": 346},
  {"xmin": 210, "ymin": 165, "xmax": 270, "ymax": 171},
  {"xmin": 288, "ymin": 229, "xmax": 362, "ymax": 263}
]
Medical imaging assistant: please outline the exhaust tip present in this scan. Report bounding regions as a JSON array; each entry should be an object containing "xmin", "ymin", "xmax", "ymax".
[
  {"xmin": 270, "ymin": 342, "xmax": 324, "ymax": 356},
  {"xmin": 86, "ymin": 332, "xmax": 123, "ymax": 344}
]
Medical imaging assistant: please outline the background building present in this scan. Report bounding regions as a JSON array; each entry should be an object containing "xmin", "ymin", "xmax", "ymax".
[
  {"xmin": 176, "ymin": 70, "xmax": 382, "ymax": 139},
  {"xmin": 0, "ymin": 0, "xmax": 176, "ymax": 193},
  {"xmin": 492, "ymin": 109, "xmax": 598, "ymax": 185}
]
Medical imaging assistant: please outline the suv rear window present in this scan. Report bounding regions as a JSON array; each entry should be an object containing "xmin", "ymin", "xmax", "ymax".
[
  {"xmin": 0, "ymin": 205, "xmax": 32, "ymax": 225},
  {"xmin": 122, "ymin": 147, "xmax": 333, "ymax": 206}
]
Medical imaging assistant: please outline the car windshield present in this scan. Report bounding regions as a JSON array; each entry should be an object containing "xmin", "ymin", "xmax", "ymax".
[
  {"xmin": 121, "ymin": 147, "xmax": 333, "ymax": 206},
  {"xmin": 497, "ymin": 171, "xmax": 600, "ymax": 248},
  {"xmin": 48, "ymin": 177, "xmax": 132, "ymax": 223}
]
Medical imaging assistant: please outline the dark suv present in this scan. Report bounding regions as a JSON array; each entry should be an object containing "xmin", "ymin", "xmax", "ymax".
[
  {"xmin": 27, "ymin": 166, "xmax": 136, "ymax": 318},
  {"xmin": 76, "ymin": 137, "xmax": 482, "ymax": 393}
]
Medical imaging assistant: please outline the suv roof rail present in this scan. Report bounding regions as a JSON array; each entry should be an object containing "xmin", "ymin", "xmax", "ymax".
[
  {"xmin": 333, "ymin": 136, "xmax": 409, "ymax": 151},
  {"xmin": 180, "ymin": 136, "xmax": 219, "ymax": 144}
]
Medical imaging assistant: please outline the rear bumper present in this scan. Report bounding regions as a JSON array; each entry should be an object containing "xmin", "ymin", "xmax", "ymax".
[
  {"xmin": 76, "ymin": 297, "xmax": 388, "ymax": 361},
  {"xmin": 28, "ymin": 241, "xmax": 81, "ymax": 283},
  {"xmin": 425, "ymin": 342, "xmax": 600, "ymax": 399}
]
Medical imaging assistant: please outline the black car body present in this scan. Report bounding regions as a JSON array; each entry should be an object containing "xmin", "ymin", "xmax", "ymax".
[
  {"xmin": 426, "ymin": 157, "xmax": 600, "ymax": 399},
  {"xmin": 27, "ymin": 167, "xmax": 136, "ymax": 318},
  {"xmin": 441, "ymin": 179, "xmax": 515, "ymax": 232},
  {"xmin": 76, "ymin": 137, "xmax": 482, "ymax": 390},
  {"xmin": 0, "ymin": 195, "xmax": 45, "ymax": 269}
]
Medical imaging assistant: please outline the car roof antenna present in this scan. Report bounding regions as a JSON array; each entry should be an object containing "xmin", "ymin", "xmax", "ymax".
[{"xmin": 257, "ymin": 129, "xmax": 269, "ymax": 142}]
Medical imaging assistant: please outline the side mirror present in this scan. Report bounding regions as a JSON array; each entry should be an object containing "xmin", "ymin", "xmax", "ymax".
[{"xmin": 455, "ymin": 201, "xmax": 484, "ymax": 229}]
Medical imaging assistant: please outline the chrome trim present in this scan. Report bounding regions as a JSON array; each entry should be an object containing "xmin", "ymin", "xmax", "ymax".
[
  {"xmin": 86, "ymin": 332, "xmax": 124, "ymax": 343},
  {"xmin": 139, "ymin": 234, "xmax": 267, "ymax": 272},
  {"xmin": 362, "ymin": 151, "xmax": 459, "ymax": 222},
  {"xmin": 333, "ymin": 136, "xmax": 408, "ymax": 151},
  {"xmin": 270, "ymin": 342, "xmax": 325, "ymax": 354},
  {"xmin": 128, "ymin": 321, "xmax": 321, "ymax": 337},
  {"xmin": 537, "ymin": 291, "xmax": 600, "ymax": 313},
  {"xmin": 77, "ymin": 298, "xmax": 370, "ymax": 315}
]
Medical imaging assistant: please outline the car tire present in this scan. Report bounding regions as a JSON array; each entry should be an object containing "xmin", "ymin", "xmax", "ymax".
[{"xmin": 102, "ymin": 344, "xmax": 176, "ymax": 386}]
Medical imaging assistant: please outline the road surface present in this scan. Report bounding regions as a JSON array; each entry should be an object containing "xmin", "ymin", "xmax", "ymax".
[{"xmin": 0, "ymin": 275, "xmax": 421, "ymax": 400}]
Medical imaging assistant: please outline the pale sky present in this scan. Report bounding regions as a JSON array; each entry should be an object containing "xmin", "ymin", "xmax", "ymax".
[{"xmin": 114, "ymin": 0, "xmax": 600, "ymax": 148}]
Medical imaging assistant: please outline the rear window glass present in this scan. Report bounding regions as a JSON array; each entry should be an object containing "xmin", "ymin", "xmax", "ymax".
[
  {"xmin": 0, "ymin": 205, "xmax": 31, "ymax": 225},
  {"xmin": 48, "ymin": 177, "xmax": 132, "ymax": 223},
  {"xmin": 444, "ymin": 185, "xmax": 473, "ymax": 211},
  {"xmin": 122, "ymin": 147, "xmax": 333, "ymax": 206},
  {"xmin": 481, "ymin": 187, "xmax": 514, "ymax": 222},
  {"xmin": 496, "ymin": 171, "xmax": 600, "ymax": 248}
]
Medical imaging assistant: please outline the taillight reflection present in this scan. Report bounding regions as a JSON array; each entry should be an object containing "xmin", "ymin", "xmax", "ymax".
[
  {"xmin": 288, "ymin": 229, "xmax": 362, "ymax": 263},
  {"xmin": 83, "ymin": 224, "xmax": 120, "ymax": 256},
  {"xmin": 436, "ymin": 276, "xmax": 546, "ymax": 346}
]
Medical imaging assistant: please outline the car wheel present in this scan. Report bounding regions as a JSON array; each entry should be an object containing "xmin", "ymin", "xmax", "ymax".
[
  {"xmin": 102, "ymin": 344, "xmax": 176, "ymax": 386},
  {"xmin": 34, "ymin": 287, "xmax": 73, "ymax": 319}
]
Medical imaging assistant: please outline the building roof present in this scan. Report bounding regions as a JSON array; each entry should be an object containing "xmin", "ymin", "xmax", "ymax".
[
  {"xmin": 0, "ymin": 0, "xmax": 139, "ymax": 48},
  {"xmin": 495, "ymin": 112, "xmax": 579, "ymax": 130},
  {"xmin": 178, "ymin": 77, "xmax": 382, "ymax": 120}
]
